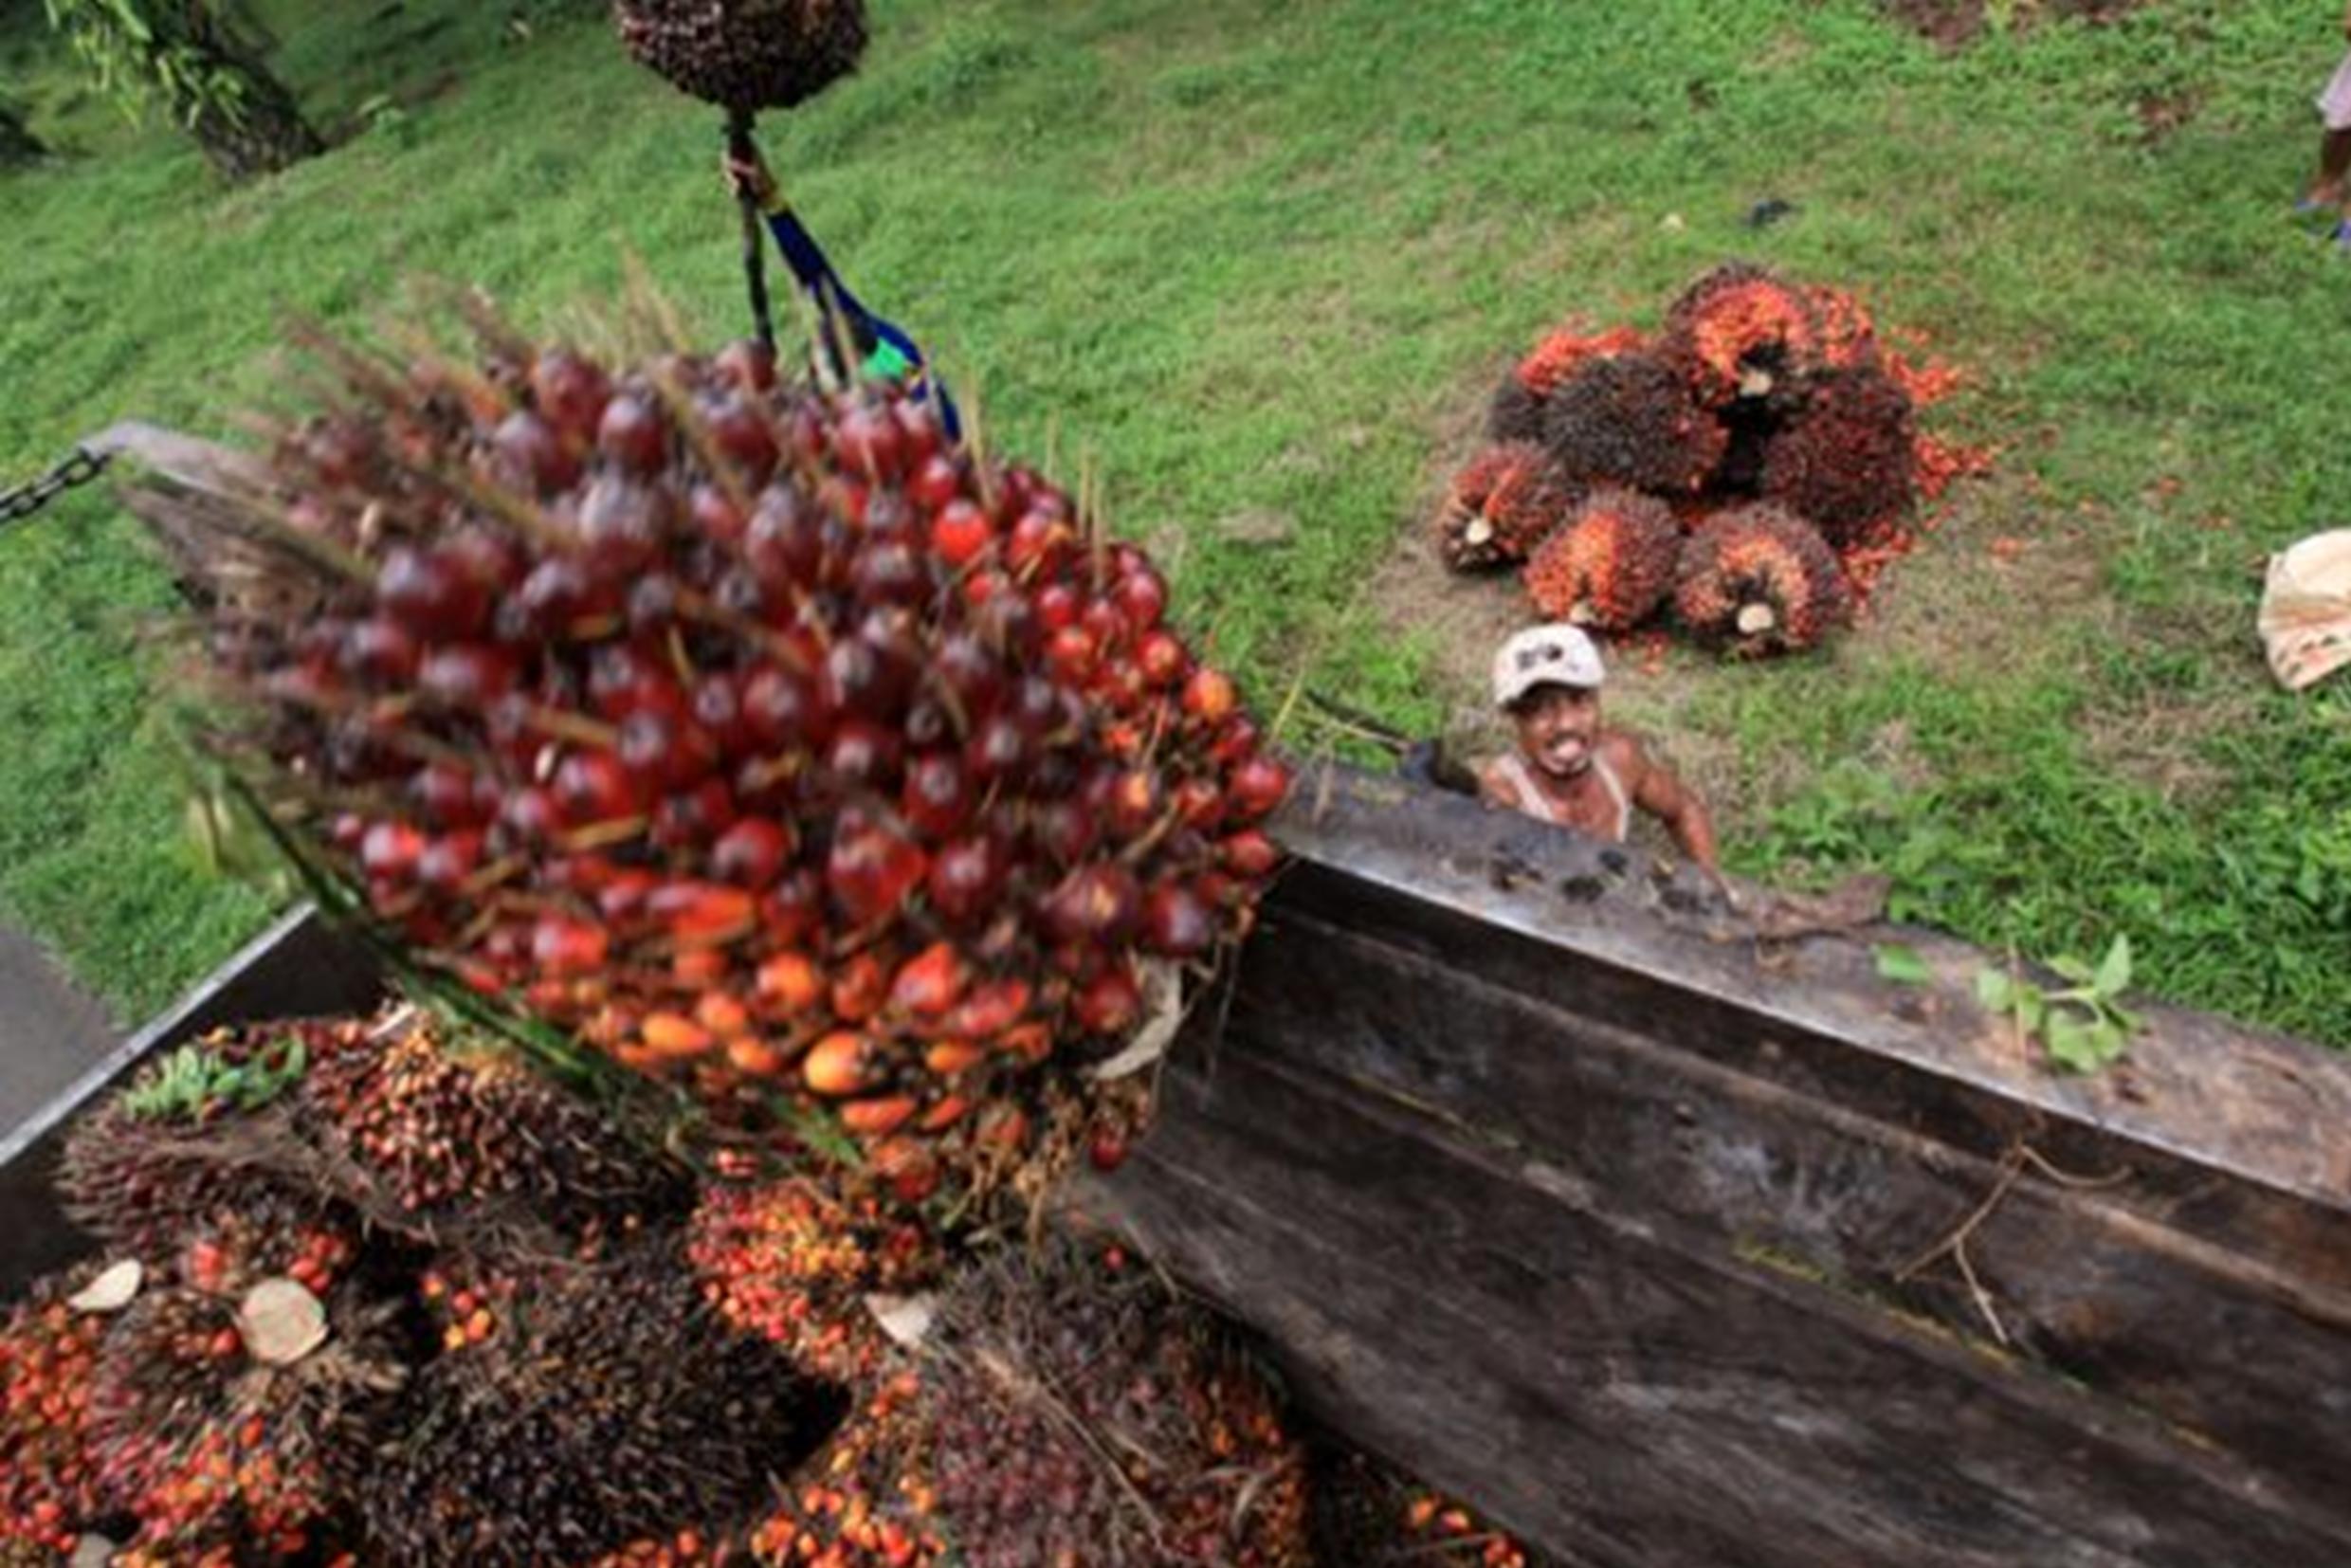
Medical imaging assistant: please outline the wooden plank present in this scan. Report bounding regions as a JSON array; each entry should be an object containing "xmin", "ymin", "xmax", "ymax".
[{"xmin": 1096, "ymin": 1047, "xmax": 2351, "ymax": 1568}]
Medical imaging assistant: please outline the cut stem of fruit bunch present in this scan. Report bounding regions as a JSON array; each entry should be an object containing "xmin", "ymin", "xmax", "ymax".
[{"xmin": 126, "ymin": 319, "xmax": 1291, "ymax": 1206}]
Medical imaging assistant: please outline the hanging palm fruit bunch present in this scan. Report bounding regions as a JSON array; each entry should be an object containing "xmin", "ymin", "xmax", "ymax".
[
  {"xmin": 612, "ymin": 0, "xmax": 868, "ymax": 114},
  {"xmin": 360, "ymin": 1243, "xmax": 831, "ymax": 1568},
  {"xmin": 125, "ymin": 319, "xmax": 1291, "ymax": 1199},
  {"xmin": 1758, "ymin": 363, "xmax": 1917, "ymax": 549},
  {"xmin": 1522, "ymin": 487, "xmax": 1682, "ymax": 632},
  {"xmin": 1540, "ymin": 352, "xmax": 1727, "ymax": 498},
  {"xmin": 1433, "ymin": 442, "xmax": 1579, "ymax": 573},
  {"xmin": 1486, "ymin": 325, "xmax": 1648, "ymax": 445},
  {"xmin": 1673, "ymin": 504, "xmax": 1852, "ymax": 658},
  {"xmin": 86, "ymin": 1275, "xmax": 407, "ymax": 1562}
]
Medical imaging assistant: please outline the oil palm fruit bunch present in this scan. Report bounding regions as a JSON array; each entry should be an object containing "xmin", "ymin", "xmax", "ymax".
[
  {"xmin": 1661, "ymin": 263, "xmax": 1827, "ymax": 414},
  {"xmin": 612, "ymin": 0, "xmax": 867, "ymax": 112},
  {"xmin": 1486, "ymin": 325, "xmax": 1647, "ymax": 444},
  {"xmin": 750, "ymin": 1371, "xmax": 946, "ymax": 1567},
  {"xmin": 687, "ymin": 1176, "xmax": 942, "ymax": 1385},
  {"xmin": 1306, "ymin": 1446, "xmax": 1551, "ymax": 1568},
  {"xmin": 131, "ymin": 325, "xmax": 1290, "ymax": 1199},
  {"xmin": 1434, "ymin": 443, "xmax": 1578, "ymax": 573},
  {"xmin": 87, "ymin": 1279, "xmax": 406, "ymax": 1562},
  {"xmin": 1522, "ymin": 487, "xmax": 1682, "ymax": 632},
  {"xmin": 911, "ymin": 1245, "xmax": 1311, "ymax": 1568},
  {"xmin": 1758, "ymin": 364, "xmax": 1917, "ymax": 549},
  {"xmin": 0, "ymin": 1283, "xmax": 109, "ymax": 1559},
  {"xmin": 57, "ymin": 1035, "xmax": 333, "ymax": 1264},
  {"xmin": 361, "ymin": 1243, "xmax": 828, "ymax": 1568},
  {"xmin": 302, "ymin": 1011, "xmax": 683, "ymax": 1248},
  {"xmin": 1673, "ymin": 504, "xmax": 1851, "ymax": 658},
  {"xmin": 1540, "ymin": 352, "xmax": 1727, "ymax": 498}
]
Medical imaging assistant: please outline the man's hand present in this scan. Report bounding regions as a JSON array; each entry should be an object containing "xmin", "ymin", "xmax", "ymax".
[{"xmin": 722, "ymin": 147, "xmax": 781, "ymax": 211}]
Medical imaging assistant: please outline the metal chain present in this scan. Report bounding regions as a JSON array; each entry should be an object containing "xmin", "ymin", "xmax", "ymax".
[{"xmin": 0, "ymin": 446, "xmax": 113, "ymax": 530}]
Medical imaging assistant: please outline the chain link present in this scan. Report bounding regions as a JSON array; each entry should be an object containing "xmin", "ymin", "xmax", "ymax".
[{"xmin": 0, "ymin": 446, "xmax": 113, "ymax": 530}]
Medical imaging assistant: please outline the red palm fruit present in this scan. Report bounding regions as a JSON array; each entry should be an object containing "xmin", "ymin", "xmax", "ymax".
[
  {"xmin": 650, "ymin": 880, "xmax": 759, "ymax": 945},
  {"xmin": 890, "ymin": 942, "xmax": 968, "ymax": 1016},
  {"xmin": 644, "ymin": 1012, "xmax": 716, "ymax": 1059},
  {"xmin": 689, "ymin": 480, "xmax": 749, "ymax": 545},
  {"xmin": 762, "ymin": 867, "xmax": 825, "ymax": 946},
  {"xmin": 757, "ymin": 951, "xmax": 823, "ymax": 1013},
  {"xmin": 1806, "ymin": 284, "xmax": 1882, "ymax": 372},
  {"xmin": 1080, "ymin": 596, "xmax": 1128, "ymax": 652},
  {"xmin": 822, "ymin": 629, "xmax": 917, "ymax": 723},
  {"xmin": 377, "ymin": 545, "xmax": 488, "ymax": 640},
  {"xmin": 1142, "ymin": 882, "xmax": 1216, "ymax": 957},
  {"xmin": 828, "ymin": 826, "xmax": 928, "ymax": 925},
  {"xmin": 927, "ymin": 833, "xmax": 1011, "ymax": 925},
  {"xmin": 1183, "ymin": 666, "xmax": 1237, "ymax": 725},
  {"xmin": 588, "ymin": 644, "xmax": 679, "ymax": 720},
  {"xmin": 705, "ymin": 393, "xmax": 780, "ymax": 483},
  {"xmin": 618, "ymin": 707, "xmax": 716, "ymax": 791},
  {"xmin": 1007, "ymin": 508, "xmax": 1077, "ymax": 574},
  {"xmin": 1541, "ymin": 352, "xmax": 1727, "ymax": 496},
  {"xmin": 577, "ymin": 475, "xmax": 672, "ymax": 576},
  {"xmin": 501, "ymin": 785, "xmax": 564, "ymax": 845},
  {"xmin": 713, "ymin": 337, "xmax": 777, "ymax": 393},
  {"xmin": 409, "ymin": 761, "xmax": 488, "ymax": 828},
  {"xmin": 531, "ymin": 348, "xmax": 612, "ymax": 438},
  {"xmin": 742, "ymin": 664, "xmax": 830, "ymax": 749},
  {"xmin": 597, "ymin": 867, "xmax": 660, "ymax": 923},
  {"xmin": 690, "ymin": 670, "xmax": 755, "ymax": 757},
  {"xmin": 870, "ymin": 1138, "xmax": 939, "ymax": 1204},
  {"xmin": 654, "ymin": 776, "xmax": 738, "ymax": 850},
  {"xmin": 1673, "ymin": 503, "xmax": 1853, "ymax": 657},
  {"xmin": 362, "ymin": 820, "xmax": 427, "ymax": 881},
  {"xmin": 1136, "ymin": 629, "xmax": 1189, "ymax": 688},
  {"xmin": 804, "ymin": 1031, "xmax": 880, "ymax": 1097},
  {"xmin": 1522, "ymin": 485, "xmax": 1683, "ymax": 631},
  {"xmin": 1112, "ymin": 565, "xmax": 1169, "ymax": 630},
  {"xmin": 712, "ymin": 817, "xmax": 793, "ymax": 888},
  {"xmin": 1043, "ymin": 862, "xmax": 1140, "ymax": 945},
  {"xmin": 417, "ymin": 831, "xmax": 484, "ymax": 890},
  {"xmin": 831, "ymin": 403, "xmax": 906, "ymax": 481},
  {"xmin": 1046, "ymin": 626, "xmax": 1098, "ymax": 682},
  {"xmin": 836, "ymin": 949, "xmax": 888, "ymax": 1025},
  {"xmin": 1209, "ymin": 716, "xmax": 1262, "ymax": 767},
  {"xmin": 1029, "ymin": 798, "xmax": 1100, "ymax": 866},
  {"xmin": 1758, "ymin": 364, "xmax": 1918, "ymax": 548},
  {"xmin": 1662, "ymin": 262, "xmax": 1826, "ymax": 410},
  {"xmin": 340, "ymin": 616, "xmax": 423, "ymax": 684},
  {"xmin": 902, "ymin": 752, "xmax": 974, "ymax": 839},
  {"xmin": 910, "ymin": 452, "xmax": 963, "ymax": 512},
  {"xmin": 930, "ymin": 631, "xmax": 1006, "ymax": 718},
  {"xmin": 1106, "ymin": 769, "xmax": 1162, "ymax": 838},
  {"xmin": 965, "ymin": 714, "xmax": 1032, "ymax": 783},
  {"xmin": 944, "ymin": 977, "xmax": 1032, "ymax": 1039},
  {"xmin": 530, "ymin": 916, "xmax": 611, "ymax": 978},
  {"xmin": 931, "ymin": 497, "xmax": 993, "ymax": 566},
  {"xmin": 827, "ymin": 718, "xmax": 905, "ymax": 790},
  {"xmin": 492, "ymin": 408, "xmax": 581, "ymax": 495},
  {"xmin": 596, "ymin": 392, "xmax": 671, "ymax": 476},
  {"xmin": 841, "ymin": 1096, "xmax": 920, "ymax": 1136},
  {"xmin": 505, "ymin": 554, "xmax": 601, "ymax": 640},
  {"xmin": 925, "ymin": 1041, "xmax": 986, "ymax": 1076},
  {"xmin": 1220, "ymin": 829, "xmax": 1281, "ymax": 879},
  {"xmin": 1034, "ymin": 582, "xmax": 1083, "ymax": 632},
  {"xmin": 1075, "ymin": 965, "xmax": 1144, "ymax": 1035},
  {"xmin": 1227, "ymin": 757, "xmax": 1291, "ymax": 823},
  {"xmin": 1173, "ymin": 777, "xmax": 1224, "ymax": 830}
]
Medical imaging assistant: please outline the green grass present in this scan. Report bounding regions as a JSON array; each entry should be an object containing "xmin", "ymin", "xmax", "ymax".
[{"xmin": 3, "ymin": 0, "xmax": 2348, "ymax": 1040}]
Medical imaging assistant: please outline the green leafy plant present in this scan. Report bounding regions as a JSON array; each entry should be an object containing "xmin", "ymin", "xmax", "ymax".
[
  {"xmin": 39, "ymin": 0, "xmax": 319, "ymax": 175},
  {"xmin": 120, "ymin": 1034, "xmax": 306, "ymax": 1121},
  {"xmin": 1976, "ymin": 936, "xmax": 2144, "ymax": 1075}
]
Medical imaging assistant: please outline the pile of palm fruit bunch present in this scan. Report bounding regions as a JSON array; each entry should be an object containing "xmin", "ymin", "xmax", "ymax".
[
  {"xmin": 2, "ymin": 1008, "xmax": 842, "ymax": 1567},
  {"xmin": 1438, "ymin": 262, "xmax": 1979, "ymax": 658},
  {"xmin": 123, "ymin": 312, "xmax": 1288, "ymax": 1230}
]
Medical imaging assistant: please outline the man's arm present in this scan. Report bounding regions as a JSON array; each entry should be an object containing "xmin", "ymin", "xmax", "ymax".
[{"xmin": 1623, "ymin": 738, "xmax": 1721, "ymax": 878}]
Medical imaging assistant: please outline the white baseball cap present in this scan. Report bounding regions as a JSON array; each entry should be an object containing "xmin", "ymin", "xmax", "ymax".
[{"xmin": 1493, "ymin": 623, "xmax": 1606, "ymax": 709}]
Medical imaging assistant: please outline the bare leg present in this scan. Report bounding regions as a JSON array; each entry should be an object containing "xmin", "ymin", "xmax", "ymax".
[{"xmin": 2313, "ymin": 127, "xmax": 2351, "ymax": 209}]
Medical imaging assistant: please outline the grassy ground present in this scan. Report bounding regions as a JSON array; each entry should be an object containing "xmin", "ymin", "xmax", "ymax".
[{"xmin": 3, "ymin": 0, "xmax": 2347, "ymax": 1039}]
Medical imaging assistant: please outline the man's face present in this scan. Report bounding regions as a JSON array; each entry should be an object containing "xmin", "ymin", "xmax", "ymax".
[{"xmin": 1512, "ymin": 684, "xmax": 1601, "ymax": 779}]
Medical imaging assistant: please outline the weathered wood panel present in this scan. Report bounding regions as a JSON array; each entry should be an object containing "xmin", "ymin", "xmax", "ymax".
[{"xmin": 1092, "ymin": 767, "xmax": 2351, "ymax": 1567}]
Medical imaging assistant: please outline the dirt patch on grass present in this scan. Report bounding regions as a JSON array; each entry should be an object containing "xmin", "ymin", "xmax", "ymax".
[{"xmin": 1880, "ymin": 0, "xmax": 2146, "ymax": 49}]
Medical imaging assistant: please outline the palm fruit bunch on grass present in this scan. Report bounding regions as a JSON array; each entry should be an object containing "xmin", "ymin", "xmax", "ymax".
[
  {"xmin": 0, "ymin": 1284, "xmax": 108, "ymax": 1560},
  {"xmin": 687, "ymin": 1177, "xmax": 941, "ymax": 1384},
  {"xmin": 1673, "ymin": 504, "xmax": 1852, "ymax": 658},
  {"xmin": 1486, "ymin": 325, "xmax": 1647, "ymax": 445},
  {"xmin": 1522, "ymin": 487, "xmax": 1682, "ymax": 632},
  {"xmin": 1539, "ymin": 352, "xmax": 1726, "ymax": 498},
  {"xmin": 132, "ymin": 326, "xmax": 1289, "ymax": 1205},
  {"xmin": 913, "ymin": 1246, "xmax": 1311, "ymax": 1568},
  {"xmin": 86, "ymin": 1277, "xmax": 406, "ymax": 1562},
  {"xmin": 1434, "ymin": 442, "xmax": 1578, "ymax": 573},
  {"xmin": 613, "ymin": 0, "xmax": 867, "ymax": 112},
  {"xmin": 301, "ymin": 1011, "xmax": 684, "ymax": 1249},
  {"xmin": 362, "ymin": 1243, "xmax": 829, "ymax": 1568},
  {"xmin": 1661, "ymin": 263, "xmax": 1834, "ymax": 414},
  {"xmin": 1758, "ymin": 364, "xmax": 1917, "ymax": 549}
]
